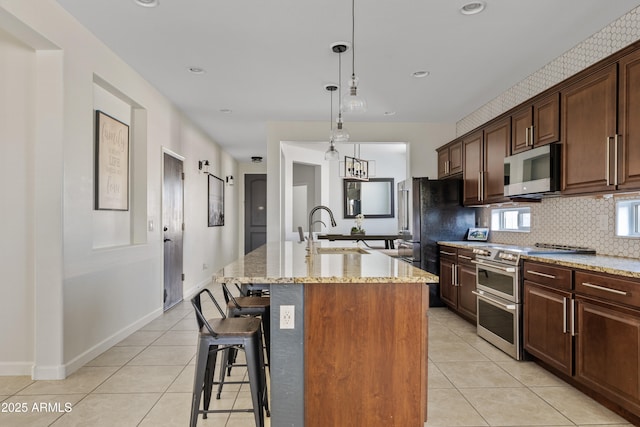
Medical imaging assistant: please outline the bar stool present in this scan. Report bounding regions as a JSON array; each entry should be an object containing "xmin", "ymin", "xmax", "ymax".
[
  {"xmin": 223, "ymin": 283, "xmax": 271, "ymax": 359},
  {"xmin": 190, "ymin": 289, "xmax": 269, "ymax": 427},
  {"xmin": 217, "ymin": 283, "xmax": 271, "ymax": 398}
]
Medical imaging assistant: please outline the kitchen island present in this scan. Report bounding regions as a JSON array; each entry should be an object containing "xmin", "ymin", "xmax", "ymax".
[{"xmin": 214, "ymin": 241, "xmax": 438, "ymax": 427}]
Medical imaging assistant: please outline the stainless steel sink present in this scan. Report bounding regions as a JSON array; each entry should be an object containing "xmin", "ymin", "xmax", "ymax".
[{"xmin": 315, "ymin": 247, "xmax": 369, "ymax": 254}]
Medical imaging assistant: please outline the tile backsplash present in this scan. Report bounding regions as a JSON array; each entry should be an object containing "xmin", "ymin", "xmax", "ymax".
[
  {"xmin": 458, "ymin": 6, "xmax": 640, "ymax": 260},
  {"xmin": 477, "ymin": 194, "xmax": 640, "ymax": 259},
  {"xmin": 457, "ymin": 6, "xmax": 640, "ymax": 136}
]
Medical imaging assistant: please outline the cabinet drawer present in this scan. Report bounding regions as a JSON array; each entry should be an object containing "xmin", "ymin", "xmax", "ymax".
[
  {"xmin": 439, "ymin": 246, "xmax": 457, "ymax": 260},
  {"xmin": 457, "ymin": 248, "xmax": 475, "ymax": 265},
  {"xmin": 575, "ymin": 271, "xmax": 640, "ymax": 309},
  {"xmin": 523, "ymin": 261, "xmax": 572, "ymax": 290}
]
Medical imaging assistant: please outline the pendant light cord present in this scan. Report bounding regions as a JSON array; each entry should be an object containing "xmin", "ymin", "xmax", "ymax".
[
  {"xmin": 351, "ymin": 0, "xmax": 356, "ymax": 79},
  {"xmin": 330, "ymin": 89, "xmax": 334, "ymax": 134}
]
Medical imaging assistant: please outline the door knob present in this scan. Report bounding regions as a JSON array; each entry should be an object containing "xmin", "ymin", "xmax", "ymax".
[
  {"xmin": 164, "ymin": 238, "xmax": 172, "ymax": 242},
  {"xmin": 164, "ymin": 227, "xmax": 168, "ymax": 232}
]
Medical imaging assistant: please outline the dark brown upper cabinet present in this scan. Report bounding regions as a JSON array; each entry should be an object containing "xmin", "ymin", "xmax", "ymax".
[
  {"xmin": 617, "ymin": 49, "xmax": 640, "ymax": 190},
  {"xmin": 437, "ymin": 139, "xmax": 463, "ymax": 178},
  {"xmin": 511, "ymin": 93, "xmax": 561, "ymax": 155},
  {"xmin": 561, "ymin": 64, "xmax": 618, "ymax": 195}
]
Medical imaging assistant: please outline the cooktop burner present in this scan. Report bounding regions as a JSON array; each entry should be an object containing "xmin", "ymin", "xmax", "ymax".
[
  {"xmin": 533, "ymin": 243, "xmax": 596, "ymax": 254},
  {"xmin": 473, "ymin": 243, "xmax": 596, "ymax": 265}
]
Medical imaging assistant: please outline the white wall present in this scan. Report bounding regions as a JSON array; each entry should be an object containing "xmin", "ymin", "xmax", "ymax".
[
  {"xmin": 0, "ymin": 0, "xmax": 239, "ymax": 378},
  {"xmin": 268, "ymin": 121, "xmax": 456, "ymax": 242},
  {"xmin": 0, "ymin": 26, "xmax": 36, "ymax": 375}
]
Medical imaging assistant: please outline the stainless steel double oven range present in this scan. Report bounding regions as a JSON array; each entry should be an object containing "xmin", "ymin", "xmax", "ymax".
[{"xmin": 471, "ymin": 243, "xmax": 595, "ymax": 360}]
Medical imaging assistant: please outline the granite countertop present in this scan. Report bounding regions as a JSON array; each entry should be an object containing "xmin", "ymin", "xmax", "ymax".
[
  {"xmin": 438, "ymin": 241, "xmax": 640, "ymax": 280},
  {"xmin": 214, "ymin": 241, "xmax": 438, "ymax": 284},
  {"xmin": 521, "ymin": 253, "xmax": 640, "ymax": 280}
]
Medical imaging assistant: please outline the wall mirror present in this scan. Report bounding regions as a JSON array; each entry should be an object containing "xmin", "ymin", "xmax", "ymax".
[{"xmin": 343, "ymin": 178, "xmax": 395, "ymax": 218}]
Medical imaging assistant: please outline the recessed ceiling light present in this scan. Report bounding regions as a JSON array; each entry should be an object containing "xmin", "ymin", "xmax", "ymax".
[
  {"xmin": 219, "ymin": 108, "xmax": 233, "ymax": 114},
  {"xmin": 460, "ymin": 1, "xmax": 486, "ymax": 15},
  {"xmin": 251, "ymin": 156, "xmax": 263, "ymax": 163},
  {"xmin": 384, "ymin": 111, "xmax": 396, "ymax": 116},
  {"xmin": 187, "ymin": 66, "xmax": 206, "ymax": 75},
  {"xmin": 134, "ymin": 0, "xmax": 159, "ymax": 8},
  {"xmin": 412, "ymin": 70, "xmax": 430, "ymax": 78}
]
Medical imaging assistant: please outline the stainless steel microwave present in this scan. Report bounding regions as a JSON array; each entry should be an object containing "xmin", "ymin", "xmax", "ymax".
[{"xmin": 504, "ymin": 143, "xmax": 561, "ymax": 198}]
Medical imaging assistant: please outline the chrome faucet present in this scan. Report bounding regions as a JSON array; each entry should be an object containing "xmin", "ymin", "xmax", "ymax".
[{"xmin": 307, "ymin": 205, "xmax": 337, "ymax": 248}]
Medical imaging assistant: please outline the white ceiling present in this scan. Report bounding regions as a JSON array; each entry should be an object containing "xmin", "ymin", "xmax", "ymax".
[{"xmin": 56, "ymin": 0, "xmax": 640, "ymax": 162}]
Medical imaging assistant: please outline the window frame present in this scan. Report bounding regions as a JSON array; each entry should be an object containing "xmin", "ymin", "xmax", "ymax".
[
  {"xmin": 491, "ymin": 207, "xmax": 531, "ymax": 233},
  {"xmin": 616, "ymin": 199, "xmax": 640, "ymax": 237}
]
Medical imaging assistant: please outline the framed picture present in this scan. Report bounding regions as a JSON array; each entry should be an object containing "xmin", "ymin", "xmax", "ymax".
[
  {"xmin": 94, "ymin": 110, "xmax": 130, "ymax": 210},
  {"xmin": 208, "ymin": 174, "xmax": 224, "ymax": 226}
]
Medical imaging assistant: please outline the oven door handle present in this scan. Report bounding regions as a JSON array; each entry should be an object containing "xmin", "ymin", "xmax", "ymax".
[
  {"xmin": 472, "ymin": 259, "xmax": 516, "ymax": 273},
  {"xmin": 472, "ymin": 290, "xmax": 517, "ymax": 311}
]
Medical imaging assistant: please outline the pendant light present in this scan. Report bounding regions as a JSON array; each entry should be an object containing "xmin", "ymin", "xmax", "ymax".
[
  {"xmin": 343, "ymin": 0, "xmax": 367, "ymax": 114},
  {"xmin": 331, "ymin": 42, "xmax": 350, "ymax": 142},
  {"xmin": 324, "ymin": 84, "xmax": 340, "ymax": 161}
]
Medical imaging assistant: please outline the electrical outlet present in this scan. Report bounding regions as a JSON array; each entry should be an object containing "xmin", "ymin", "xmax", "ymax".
[
  {"xmin": 597, "ymin": 214, "xmax": 608, "ymax": 231},
  {"xmin": 202, "ymin": 263, "xmax": 208, "ymax": 270},
  {"xmin": 280, "ymin": 305, "xmax": 295, "ymax": 329}
]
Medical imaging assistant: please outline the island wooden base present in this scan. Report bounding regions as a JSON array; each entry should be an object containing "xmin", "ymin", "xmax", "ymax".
[{"xmin": 304, "ymin": 282, "xmax": 429, "ymax": 426}]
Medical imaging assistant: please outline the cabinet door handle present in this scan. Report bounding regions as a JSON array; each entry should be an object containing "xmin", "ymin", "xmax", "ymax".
[
  {"xmin": 440, "ymin": 251, "xmax": 456, "ymax": 256},
  {"xmin": 526, "ymin": 270, "xmax": 556, "ymax": 279},
  {"xmin": 606, "ymin": 136, "xmax": 612, "ymax": 186},
  {"xmin": 455, "ymin": 264, "xmax": 459, "ymax": 286},
  {"xmin": 614, "ymin": 134, "xmax": 619, "ymax": 186},
  {"xmin": 478, "ymin": 171, "xmax": 482, "ymax": 201},
  {"xmin": 451, "ymin": 264, "xmax": 456, "ymax": 286},
  {"xmin": 571, "ymin": 299, "xmax": 577, "ymax": 336},
  {"xmin": 458, "ymin": 255, "xmax": 472, "ymax": 260},
  {"xmin": 530, "ymin": 125, "xmax": 534, "ymax": 145},
  {"xmin": 562, "ymin": 297, "xmax": 568, "ymax": 334},
  {"xmin": 581, "ymin": 282, "xmax": 629, "ymax": 296},
  {"xmin": 525, "ymin": 125, "xmax": 530, "ymax": 146}
]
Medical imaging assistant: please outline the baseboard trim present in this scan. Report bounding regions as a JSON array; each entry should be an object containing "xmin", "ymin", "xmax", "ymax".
[
  {"xmin": 62, "ymin": 307, "xmax": 163, "ymax": 378},
  {"xmin": 183, "ymin": 276, "xmax": 212, "ymax": 300},
  {"xmin": 0, "ymin": 362, "xmax": 33, "ymax": 377}
]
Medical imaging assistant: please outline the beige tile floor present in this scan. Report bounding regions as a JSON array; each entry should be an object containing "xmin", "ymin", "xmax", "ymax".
[{"xmin": 0, "ymin": 287, "xmax": 635, "ymax": 427}]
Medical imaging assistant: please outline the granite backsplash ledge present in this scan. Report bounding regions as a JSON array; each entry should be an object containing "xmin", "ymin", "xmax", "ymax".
[{"xmin": 477, "ymin": 193, "xmax": 640, "ymax": 259}]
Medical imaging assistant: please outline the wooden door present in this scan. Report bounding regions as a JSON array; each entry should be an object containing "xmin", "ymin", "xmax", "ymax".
[
  {"xmin": 575, "ymin": 298, "xmax": 640, "ymax": 414},
  {"xmin": 244, "ymin": 174, "xmax": 267, "ymax": 254},
  {"xmin": 449, "ymin": 140, "xmax": 463, "ymax": 175},
  {"xmin": 533, "ymin": 93, "xmax": 560, "ymax": 147},
  {"xmin": 457, "ymin": 259, "xmax": 477, "ymax": 322},
  {"xmin": 462, "ymin": 130, "xmax": 483, "ymax": 205},
  {"xmin": 483, "ymin": 117, "xmax": 510, "ymax": 203},
  {"xmin": 561, "ymin": 64, "xmax": 618, "ymax": 194},
  {"xmin": 618, "ymin": 49, "xmax": 640, "ymax": 190},
  {"xmin": 439, "ymin": 254, "xmax": 457, "ymax": 308},
  {"xmin": 162, "ymin": 153, "xmax": 184, "ymax": 311},
  {"xmin": 511, "ymin": 106, "xmax": 533, "ymax": 154},
  {"xmin": 523, "ymin": 282, "xmax": 572, "ymax": 375},
  {"xmin": 437, "ymin": 146, "xmax": 449, "ymax": 178}
]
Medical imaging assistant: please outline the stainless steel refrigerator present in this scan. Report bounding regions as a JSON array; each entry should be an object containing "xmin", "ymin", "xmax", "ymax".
[{"xmin": 398, "ymin": 178, "xmax": 477, "ymax": 306}]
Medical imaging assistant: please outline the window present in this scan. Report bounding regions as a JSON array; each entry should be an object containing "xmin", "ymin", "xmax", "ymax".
[
  {"xmin": 616, "ymin": 199, "xmax": 640, "ymax": 237},
  {"xmin": 491, "ymin": 207, "xmax": 531, "ymax": 232}
]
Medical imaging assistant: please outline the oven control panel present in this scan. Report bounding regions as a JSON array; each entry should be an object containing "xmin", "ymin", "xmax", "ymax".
[
  {"xmin": 498, "ymin": 251, "xmax": 519, "ymax": 262},
  {"xmin": 472, "ymin": 248, "xmax": 491, "ymax": 257}
]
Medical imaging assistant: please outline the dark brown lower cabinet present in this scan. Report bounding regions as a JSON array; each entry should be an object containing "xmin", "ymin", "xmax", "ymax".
[
  {"xmin": 575, "ymin": 297, "xmax": 640, "ymax": 416},
  {"xmin": 439, "ymin": 246, "xmax": 477, "ymax": 323},
  {"xmin": 456, "ymin": 251, "xmax": 477, "ymax": 322},
  {"xmin": 524, "ymin": 262, "xmax": 640, "ymax": 424},
  {"xmin": 523, "ymin": 281, "xmax": 572, "ymax": 375}
]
